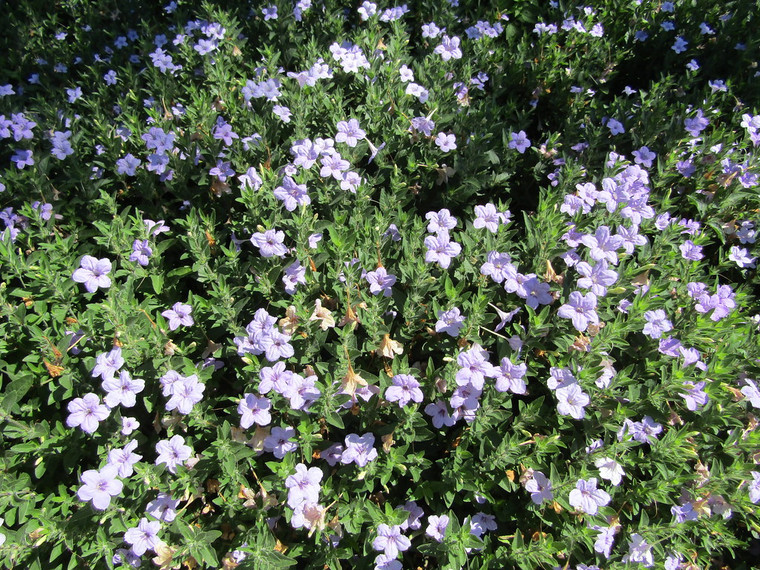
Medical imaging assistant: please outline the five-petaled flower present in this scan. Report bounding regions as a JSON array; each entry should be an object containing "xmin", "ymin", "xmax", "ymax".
[
  {"xmin": 162, "ymin": 302, "xmax": 194, "ymax": 331},
  {"xmin": 72, "ymin": 255, "xmax": 112, "ymax": 292},
  {"xmin": 77, "ymin": 465, "xmax": 123, "ymax": 510}
]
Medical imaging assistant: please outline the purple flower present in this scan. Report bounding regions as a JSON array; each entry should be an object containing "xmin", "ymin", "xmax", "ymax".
[
  {"xmin": 285, "ymin": 463, "xmax": 323, "ymax": 508},
  {"xmin": 107, "ymin": 439, "xmax": 142, "ymax": 478},
  {"xmin": 424, "ymin": 231, "xmax": 462, "ymax": 269},
  {"xmin": 385, "ymin": 374, "xmax": 423, "ymax": 407},
  {"xmin": 77, "ymin": 465, "xmax": 123, "ymax": 510},
  {"xmin": 434, "ymin": 132, "xmax": 457, "ymax": 152},
  {"xmin": 433, "ymin": 35, "xmax": 462, "ymax": 61},
  {"xmin": 341, "ymin": 433, "xmax": 377, "ymax": 467},
  {"xmin": 592, "ymin": 524, "xmax": 618, "ymax": 558},
  {"xmin": 50, "ymin": 130, "xmax": 74, "ymax": 159},
  {"xmin": 456, "ymin": 344, "xmax": 497, "ymax": 390},
  {"xmin": 576, "ymin": 260, "xmax": 618, "ymax": 297},
  {"xmin": 124, "ymin": 518, "xmax": 161, "ymax": 556},
  {"xmin": 372, "ymin": 524, "xmax": 411, "ymax": 558},
  {"xmin": 67, "ymin": 393, "xmax": 110, "ymax": 434},
  {"xmin": 262, "ymin": 5, "xmax": 278, "ymax": 19},
  {"xmin": 729, "ymin": 245, "xmax": 756, "ymax": 268},
  {"xmin": 594, "ymin": 457, "xmax": 624, "ymax": 486},
  {"xmin": 146, "ymin": 493, "xmax": 180, "ymax": 523},
  {"xmin": 480, "ymin": 251, "xmax": 515, "ymax": 283},
  {"xmin": 11, "ymin": 149, "xmax": 34, "ymax": 169},
  {"xmin": 273, "ymin": 105, "xmax": 292, "ymax": 123},
  {"xmin": 642, "ymin": 309, "xmax": 673, "ymax": 339},
  {"xmin": 681, "ymin": 381, "xmax": 709, "ymax": 411},
  {"xmin": 165, "ymin": 374, "xmax": 205, "ymax": 414},
  {"xmin": 740, "ymin": 379, "xmax": 760, "ymax": 408},
  {"xmin": 632, "ymin": 146, "xmax": 656, "ymax": 168},
  {"xmin": 238, "ymin": 394, "xmax": 272, "ymax": 428},
  {"xmin": 102, "ymin": 370, "xmax": 145, "ymax": 408},
  {"xmin": 281, "ymin": 372, "xmax": 321, "ymax": 411},
  {"xmin": 72, "ymin": 255, "xmax": 112, "ymax": 292},
  {"xmin": 426, "ymin": 515, "xmax": 449, "ymax": 542},
  {"xmin": 162, "ymin": 302, "xmax": 194, "ymax": 330},
  {"xmin": 260, "ymin": 330, "xmax": 294, "ymax": 362},
  {"xmin": 365, "ymin": 267, "xmax": 396, "ymax": 297},
  {"xmin": 684, "ymin": 109, "xmax": 709, "ymax": 137},
  {"xmin": 251, "ymin": 229, "xmax": 289, "ymax": 258},
  {"xmin": 508, "ymin": 130, "xmax": 531, "ymax": 153},
  {"xmin": 525, "ymin": 471, "xmax": 553, "ymax": 505},
  {"xmin": 473, "ymin": 203, "xmax": 502, "ymax": 233},
  {"xmin": 622, "ymin": 534, "xmax": 654, "ymax": 567},
  {"xmin": 557, "ymin": 291, "xmax": 599, "ymax": 332},
  {"xmin": 556, "ymin": 382, "xmax": 590, "ymax": 419},
  {"xmin": 581, "ymin": 226, "xmax": 623, "ymax": 265},
  {"xmin": 129, "ymin": 239, "xmax": 152, "ymax": 266},
  {"xmin": 424, "ymin": 400, "xmax": 455, "ymax": 428},
  {"xmin": 335, "ymin": 119, "xmax": 366, "ymax": 147},
  {"xmin": 92, "ymin": 346, "xmax": 124, "ymax": 381},
  {"xmin": 264, "ymin": 426, "xmax": 298, "ymax": 458},
  {"xmin": 425, "ymin": 209, "xmax": 457, "ymax": 234},
  {"xmin": 493, "ymin": 357, "xmax": 527, "ymax": 394},
  {"xmin": 121, "ymin": 417, "xmax": 140, "ymax": 435},
  {"xmin": 568, "ymin": 478, "xmax": 611, "ymax": 515},
  {"xmin": 155, "ymin": 435, "xmax": 193, "ymax": 474},
  {"xmin": 679, "ymin": 240, "xmax": 703, "ymax": 261},
  {"xmin": 606, "ymin": 118, "xmax": 625, "ymax": 135},
  {"xmin": 749, "ymin": 472, "xmax": 760, "ymax": 504},
  {"xmin": 274, "ymin": 176, "xmax": 310, "ymax": 211},
  {"xmin": 435, "ymin": 307, "xmax": 465, "ymax": 337}
]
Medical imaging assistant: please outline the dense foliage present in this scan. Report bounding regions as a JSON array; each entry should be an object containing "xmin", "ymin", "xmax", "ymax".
[{"xmin": 1, "ymin": 0, "xmax": 760, "ymax": 568}]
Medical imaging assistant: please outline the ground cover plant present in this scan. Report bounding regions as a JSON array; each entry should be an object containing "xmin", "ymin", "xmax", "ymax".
[{"xmin": 1, "ymin": 0, "xmax": 760, "ymax": 568}]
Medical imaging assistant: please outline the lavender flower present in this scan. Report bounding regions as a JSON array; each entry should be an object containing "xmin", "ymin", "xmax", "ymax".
[
  {"xmin": 238, "ymin": 394, "xmax": 272, "ymax": 428},
  {"xmin": 642, "ymin": 309, "xmax": 673, "ymax": 339},
  {"xmin": 124, "ymin": 518, "xmax": 161, "ymax": 556},
  {"xmin": 251, "ymin": 229, "xmax": 289, "ymax": 258},
  {"xmin": 107, "ymin": 439, "xmax": 142, "ymax": 477},
  {"xmin": 365, "ymin": 267, "xmax": 396, "ymax": 296},
  {"xmin": 165, "ymin": 374, "xmax": 205, "ymax": 414},
  {"xmin": 274, "ymin": 177, "xmax": 310, "ymax": 211},
  {"xmin": 72, "ymin": 255, "xmax": 112, "ymax": 292},
  {"xmin": 525, "ymin": 471, "xmax": 554, "ymax": 505},
  {"xmin": 162, "ymin": 302, "xmax": 194, "ymax": 330},
  {"xmin": 508, "ymin": 130, "xmax": 531, "ymax": 153},
  {"xmin": 92, "ymin": 346, "xmax": 124, "ymax": 381},
  {"xmin": 155, "ymin": 435, "xmax": 192, "ymax": 474},
  {"xmin": 102, "ymin": 370, "xmax": 145, "ymax": 408},
  {"xmin": 435, "ymin": 307, "xmax": 465, "ymax": 337},
  {"xmin": 473, "ymin": 203, "xmax": 502, "ymax": 233},
  {"xmin": 424, "ymin": 400, "xmax": 455, "ymax": 428},
  {"xmin": 341, "ymin": 433, "xmax": 377, "ymax": 467},
  {"xmin": 426, "ymin": 515, "xmax": 449, "ymax": 542},
  {"xmin": 385, "ymin": 374, "xmax": 423, "ymax": 407},
  {"xmin": 372, "ymin": 524, "xmax": 411, "ymax": 558},
  {"xmin": 146, "ymin": 493, "xmax": 180, "ymax": 523},
  {"xmin": 129, "ymin": 239, "xmax": 152, "ymax": 266},
  {"xmin": 568, "ymin": 478, "xmax": 611, "ymax": 515},
  {"xmin": 557, "ymin": 291, "xmax": 599, "ymax": 332},
  {"xmin": 335, "ymin": 119, "xmax": 366, "ymax": 147},
  {"xmin": 285, "ymin": 463, "xmax": 323, "ymax": 509},
  {"xmin": 433, "ymin": 35, "xmax": 462, "ymax": 61},
  {"xmin": 424, "ymin": 231, "xmax": 462, "ymax": 269},
  {"xmin": 622, "ymin": 534, "xmax": 654, "ymax": 567},
  {"xmin": 264, "ymin": 426, "xmax": 298, "ymax": 458},
  {"xmin": 67, "ymin": 393, "xmax": 110, "ymax": 434},
  {"xmin": 77, "ymin": 465, "xmax": 123, "ymax": 510},
  {"xmin": 434, "ymin": 132, "xmax": 457, "ymax": 152}
]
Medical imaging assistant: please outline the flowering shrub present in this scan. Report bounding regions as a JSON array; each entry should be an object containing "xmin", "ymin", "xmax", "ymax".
[{"xmin": 1, "ymin": 0, "xmax": 759, "ymax": 569}]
